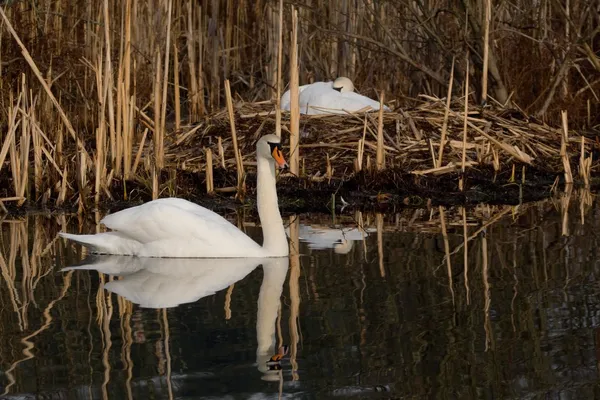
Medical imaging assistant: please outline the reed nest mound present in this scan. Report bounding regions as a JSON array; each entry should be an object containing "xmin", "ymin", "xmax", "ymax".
[{"xmin": 155, "ymin": 96, "xmax": 598, "ymax": 211}]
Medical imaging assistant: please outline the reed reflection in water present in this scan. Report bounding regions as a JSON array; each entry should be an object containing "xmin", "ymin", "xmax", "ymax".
[{"xmin": 1, "ymin": 191, "xmax": 600, "ymax": 398}]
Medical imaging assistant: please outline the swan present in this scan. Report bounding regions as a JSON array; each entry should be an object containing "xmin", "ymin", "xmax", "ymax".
[
  {"xmin": 63, "ymin": 255, "xmax": 290, "ymax": 380},
  {"xmin": 59, "ymin": 134, "xmax": 289, "ymax": 258},
  {"xmin": 280, "ymin": 77, "xmax": 391, "ymax": 115}
]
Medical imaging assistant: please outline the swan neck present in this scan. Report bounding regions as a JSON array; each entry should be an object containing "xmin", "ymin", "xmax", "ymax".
[{"xmin": 256, "ymin": 157, "xmax": 288, "ymax": 256}]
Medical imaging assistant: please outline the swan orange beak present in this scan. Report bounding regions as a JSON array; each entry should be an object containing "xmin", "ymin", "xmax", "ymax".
[{"xmin": 272, "ymin": 146, "xmax": 288, "ymax": 169}]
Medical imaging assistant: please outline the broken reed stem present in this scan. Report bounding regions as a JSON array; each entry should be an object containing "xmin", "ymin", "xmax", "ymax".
[
  {"xmin": 131, "ymin": 128, "xmax": 148, "ymax": 175},
  {"xmin": 437, "ymin": 56, "xmax": 455, "ymax": 168},
  {"xmin": 560, "ymin": 110, "xmax": 573, "ymax": 185},
  {"xmin": 217, "ymin": 137, "xmax": 225, "ymax": 168},
  {"xmin": 205, "ymin": 148, "xmax": 214, "ymax": 193},
  {"xmin": 459, "ymin": 57, "xmax": 470, "ymax": 191},
  {"xmin": 224, "ymin": 79, "xmax": 244, "ymax": 186},
  {"xmin": 376, "ymin": 91, "xmax": 385, "ymax": 171},
  {"xmin": 289, "ymin": 7, "xmax": 300, "ymax": 175},
  {"xmin": 579, "ymin": 136, "xmax": 591, "ymax": 187},
  {"xmin": 482, "ymin": 0, "xmax": 491, "ymax": 104},
  {"xmin": 274, "ymin": 0, "xmax": 284, "ymax": 137}
]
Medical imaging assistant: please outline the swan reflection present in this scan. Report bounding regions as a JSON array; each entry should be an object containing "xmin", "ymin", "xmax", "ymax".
[
  {"xmin": 63, "ymin": 256, "xmax": 289, "ymax": 380},
  {"xmin": 289, "ymin": 224, "xmax": 375, "ymax": 254}
]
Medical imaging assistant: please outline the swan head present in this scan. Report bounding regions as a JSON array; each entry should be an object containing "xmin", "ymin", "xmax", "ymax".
[
  {"xmin": 258, "ymin": 134, "xmax": 288, "ymax": 168},
  {"xmin": 332, "ymin": 77, "xmax": 355, "ymax": 93}
]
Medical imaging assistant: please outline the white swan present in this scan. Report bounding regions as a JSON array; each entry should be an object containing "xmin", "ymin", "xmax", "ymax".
[
  {"xmin": 59, "ymin": 134, "xmax": 289, "ymax": 258},
  {"xmin": 280, "ymin": 77, "xmax": 391, "ymax": 115}
]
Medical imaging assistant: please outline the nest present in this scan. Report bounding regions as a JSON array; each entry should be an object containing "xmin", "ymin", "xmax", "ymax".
[{"xmin": 165, "ymin": 95, "xmax": 598, "ymax": 182}]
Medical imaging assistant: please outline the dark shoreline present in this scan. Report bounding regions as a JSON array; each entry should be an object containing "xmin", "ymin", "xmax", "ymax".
[{"xmin": 1, "ymin": 163, "xmax": 589, "ymax": 217}]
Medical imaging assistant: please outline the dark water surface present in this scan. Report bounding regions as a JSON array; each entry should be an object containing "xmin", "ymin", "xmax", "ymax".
[{"xmin": 2, "ymin": 195, "xmax": 600, "ymax": 399}]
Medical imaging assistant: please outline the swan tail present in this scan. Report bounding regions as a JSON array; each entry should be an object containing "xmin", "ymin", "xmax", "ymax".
[{"xmin": 59, "ymin": 232, "xmax": 140, "ymax": 255}]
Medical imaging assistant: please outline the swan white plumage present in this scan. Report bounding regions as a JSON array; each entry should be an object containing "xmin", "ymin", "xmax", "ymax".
[
  {"xmin": 280, "ymin": 77, "xmax": 391, "ymax": 115},
  {"xmin": 59, "ymin": 134, "xmax": 289, "ymax": 258}
]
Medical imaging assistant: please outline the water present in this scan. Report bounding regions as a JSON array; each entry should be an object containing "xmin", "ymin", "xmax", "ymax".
[{"xmin": 2, "ymin": 194, "xmax": 600, "ymax": 399}]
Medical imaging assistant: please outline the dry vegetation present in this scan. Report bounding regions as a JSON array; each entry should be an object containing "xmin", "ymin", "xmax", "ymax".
[{"xmin": 0, "ymin": 0, "xmax": 598, "ymax": 211}]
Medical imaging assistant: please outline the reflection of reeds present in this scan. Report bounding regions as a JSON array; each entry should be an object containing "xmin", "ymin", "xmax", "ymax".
[
  {"xmin": 438, "ymin": 206, "xmax": 455, "ymax": 305},
  {"xmin": 288, "ymin": 216, "xmax": 301, "ymax": 380},
  {"xmin": 2, "ymin": 271, "xmax": 73, "ymax": 396},
  {"xmin": 462, "ymin": 207, "xmax": 470, "ymax": 304}
]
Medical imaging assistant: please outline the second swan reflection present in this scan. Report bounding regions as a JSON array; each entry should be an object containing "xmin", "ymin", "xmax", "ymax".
[{"xmin": 63, "ymin": 256, "xmax": 290, "ymax": 382}]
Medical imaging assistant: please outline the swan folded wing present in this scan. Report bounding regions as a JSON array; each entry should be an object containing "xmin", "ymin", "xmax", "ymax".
[
  {"xmin": 100, "ymin": 200, "xmax": 262, "ymax": 256},
  {"xmin": 280, "ymin": 83, "xmax": 313, "ymax": 111}
]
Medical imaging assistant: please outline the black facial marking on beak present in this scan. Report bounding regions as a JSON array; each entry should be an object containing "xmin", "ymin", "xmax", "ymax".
[
  {"xmin": 268, "ymin": 142, "xmax": 281, "ymax": 153},
  {"xmin": 268, "ymin": 141, "xmax": 288, "ymax": 168},
  {"xmin": 333, "ymin": 86, "xmax": 342, "ymax": 92}
]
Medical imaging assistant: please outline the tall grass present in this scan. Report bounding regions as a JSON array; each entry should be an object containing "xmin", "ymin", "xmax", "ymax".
[{"xmin": 0, "ymin": 0, "xmax": 596, "ymax": 207}]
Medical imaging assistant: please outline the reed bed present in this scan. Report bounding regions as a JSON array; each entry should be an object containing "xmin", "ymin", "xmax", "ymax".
[{"xmin": 0, "ymin": 0, "xmax": 597, "ymax": 211}]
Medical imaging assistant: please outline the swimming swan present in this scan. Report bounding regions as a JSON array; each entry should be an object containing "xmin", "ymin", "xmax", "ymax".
[
  {"xmin": 59, "ymin": 134, "xmax": 289, "ymax": 258},
  {"xmin": 280, "ymin": 77, "xmax": 391, "ymax": 115}
]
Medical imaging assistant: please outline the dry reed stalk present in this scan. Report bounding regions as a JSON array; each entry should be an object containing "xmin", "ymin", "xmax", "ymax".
[
  {"xmin": 560, "ymin": 110, "xmax": 573, "ymax": 184},
  {"xmin": 482, "ymin": 0, "xmax": 491, "ymax": 104},
  {"xmin": 56, "ymin": 166, "xmax": 68, "ymax": 206},
  {"xmin": 160, "ymin": 0, "xmax": 174, "ymax": 171},
  {"xmin": 224, "ymin": 79, "xmax": 244, "ymax": 187},
  {"xmin": 153, "ymin": 51, "xmax": 164, "ymax": 169},
  {"xmin": 437, "ymin": 57, "xmax": 455, "ymax": 168},
  {"xmin": 102, "ymin": 0, "xmax": 117, "ymax": 176},
  {"xmin": 459, "ymin": 58, "xmax": 470, "ymax": 191},
  {"xmin": 289, "ymin": 8, "xmax": 300, "ymax": 175},
  {"xmin": 376, "ymin": 91, "xmax": 385, "ymax": 170},
  {"xmin": 0, "ymin": 93, "xmax": 22, "ymax": 178},
  {"xmin": 205, "ymin": 148, "xmax": 214, "ymax": 193},
  {"xmin": 186, "ymin": 0, "xmax": 199, "ymax": 120},
  {"xmin": 173, "ymin": 43, "xmax": 181, "ymax": 130},
  {"xmin": 152, "ymin": 165, "xmax": 158, "ymax": 200},
  {"xmin": 274, "ymin": 0, "xmax": 284, "ymax": 137}
]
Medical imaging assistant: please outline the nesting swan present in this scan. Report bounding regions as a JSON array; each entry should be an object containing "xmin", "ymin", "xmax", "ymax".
[
  {"xmin": 59, "ymin": 134, "xmax": 289, "ymax": 258},
  {"xmin": 280, "ymin": 77, "xmax": 391, "ymax": 115}
]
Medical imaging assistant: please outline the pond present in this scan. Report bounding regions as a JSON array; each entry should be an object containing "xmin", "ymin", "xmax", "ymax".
[{"xmin": 1, "ymin": 190, "xmax": 600, "ymax": 399}]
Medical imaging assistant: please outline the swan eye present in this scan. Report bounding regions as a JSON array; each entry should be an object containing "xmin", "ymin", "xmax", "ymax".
[{"xmin": 268, "ymin": 142, "xmax": 288, "ymax": 168}]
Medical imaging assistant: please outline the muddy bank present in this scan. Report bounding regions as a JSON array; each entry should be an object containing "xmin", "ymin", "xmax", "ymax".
[{"xmin": 0, "ymin": 162, "xmax": 585, "ymax": 217}]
